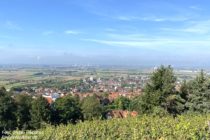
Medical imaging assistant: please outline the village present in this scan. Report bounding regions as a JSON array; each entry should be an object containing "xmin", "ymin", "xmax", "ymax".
[
  {"xmin": 8, "ymin": 73, "xmax": 182, "ymax": 119},
  {"xmin": 18, "ymin": 75, "xmax": 148, "ymax": 103},
  {"xmin": 0, "ymin": 66, "xmax": 192, "ymax": 120}
]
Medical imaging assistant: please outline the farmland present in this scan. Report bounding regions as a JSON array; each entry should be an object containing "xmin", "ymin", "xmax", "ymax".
[{"xmin": 0, "ymin": 66, "xmax": 202, "ymax": 91}]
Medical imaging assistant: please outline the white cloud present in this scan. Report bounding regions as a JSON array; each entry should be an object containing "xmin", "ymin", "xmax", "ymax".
[
  {"xmin": 116, "ymin": 16, "xmax": 136, "ymax": 21},
  {"xmin": 106, "ymin": 33, "xmax": 145, "ymax": 41},
  {"xmin": 64, "ymin": 30, "xmax": 81, "ymax": 35},
  {"xmin": 183, "ymin": 20, "xmax": 210, "ymax": 34},
  {"xmin": 161, "ymin": 20, "xmax": 210, "ymax": 34},
  {"xmin": 83, "ymin": 37, "xmax": 210, "ymax": 49},
  {"xmin": 115, "ymin": 15, "xmax": 189, "ymax": 22}
]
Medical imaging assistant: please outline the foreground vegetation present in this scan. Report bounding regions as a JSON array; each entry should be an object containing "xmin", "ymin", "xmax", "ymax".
[{"xmin": 3, "ymin": 114, "xmax": 210, "ymax": 140}]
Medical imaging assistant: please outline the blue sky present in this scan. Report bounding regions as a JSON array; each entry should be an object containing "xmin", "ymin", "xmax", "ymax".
[{"xmin": 0, "ymin": 0, "xmax": 210, "ymax": 67}]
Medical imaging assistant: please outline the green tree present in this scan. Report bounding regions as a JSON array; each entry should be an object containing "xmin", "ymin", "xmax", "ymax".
[
  {"xmin": 179, "ymin": 80, "xmax": 188, "ymax": 101},
  {"xmin": 30, "ymin": 96, "xmax": 51, "ymax": 129},
  {"xmin": 130, "ymin": 92, "xmax": 159, "ymax": 114},
  {"xmin": 186, "ymin": 70, "xmax": 210, "ymax": 113},
  {"xmin": 132, "ymin": 65, "xmax": 185, "ymax": 115},
  {"xmin": 165, "ymin": 80, "xmax": 189, "ymax": 115},
  {"xmin": 15, "ymin": 94, "xmax": 33, "ymax": 130},
  {"xmin": 0, "ymin": 87, "xmax": 6, "ymax": 96},
  {"xmin": 164, "ymin": 94, "xmax": 186, "ymax": 115},
  {"xmin": 54, "ymin": 95, "xmax": 83, "ymax": 124},
  {"xmin": 0, "ymin": 93, "xmax": 17, "ymax": 135},
  {"xmin": 146, "ymin": 65, "xmax": 176, "ymax": 104},
  {"xmin": 113, "ymin": 96, "xmax": 131, "ymax": 110},
  {"xmin": 146, "ymin": 66, "xmax": 176, "ymax": 110},
  {"xmin": 81, "ymin": 95, "xmax": 102, "ymax": 120}
]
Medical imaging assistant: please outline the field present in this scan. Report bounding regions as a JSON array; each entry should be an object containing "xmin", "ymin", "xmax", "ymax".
[
  {"xmin": 0, "ymin": 66, "xmax": 202, "ymax": 91},
  {"xmin": 3, "ymin": 114, "xmax": 210, "ymax": 140},
  {"xmin": 0, "ymin": 67, "xmax": 90, "ymax": 90}
]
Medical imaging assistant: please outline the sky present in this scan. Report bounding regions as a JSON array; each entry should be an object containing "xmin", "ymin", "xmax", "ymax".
[{"xmin": 0, "ymin": 0, "xmax": 210, "ymax": 67}]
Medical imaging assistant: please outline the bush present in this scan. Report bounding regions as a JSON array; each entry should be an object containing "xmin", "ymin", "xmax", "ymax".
[{"xmin": 151, "ymin": 106, "xmax": 169, "ymax": 117}]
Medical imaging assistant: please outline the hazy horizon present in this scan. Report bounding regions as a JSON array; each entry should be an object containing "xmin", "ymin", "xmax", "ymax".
[{"xmin": 1, "ymin": 0, "xmax": 210, "ymax": 67}]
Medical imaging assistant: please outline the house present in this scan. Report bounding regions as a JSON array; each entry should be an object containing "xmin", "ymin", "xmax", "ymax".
[
  {"xmin": 42, "ymin": 92, "xmax": 61, "ymax": 104},
  {"xmin": 44, "ymin": 96, "xmax": 53, "ymax": 104},
  {"xmin": 108, "ymin": 92, "xmax": 120, "ymax": 101},
  {"xmin": 42, "ymin": 94, "xmax": 53, "ymax": 104}
]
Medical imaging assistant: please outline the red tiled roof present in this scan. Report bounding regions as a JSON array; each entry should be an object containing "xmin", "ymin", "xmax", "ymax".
[{"xmin": 44, "ymin": 97, "xmax": 53, "ymax": 104}]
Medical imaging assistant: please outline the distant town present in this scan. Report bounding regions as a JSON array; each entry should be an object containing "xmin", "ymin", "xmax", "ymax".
[{"xmin": 0, "ymin": 65, "xmax": 207, "ymax": 105}]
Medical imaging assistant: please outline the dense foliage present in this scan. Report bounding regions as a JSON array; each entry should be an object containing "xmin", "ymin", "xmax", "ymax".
[
  {"xmin": 81, "ymin": 95, "xmax": 103, "ymax": 120},
  {"xmin": 185, "ymin": 70, "xmax": 210, "ymax": 113},
  {"xmin": 113, "ymin": 96, "xmax": 131, "ymax": 110},
  {"xmin": 0, "ymin": 89, "xmax": 17, "ymax": 136},
  {"xmin": 130, "ymin": 66, "xmax": 210, "ymax": 116},
  {"xmin": 3, "ymin": 114, "xmax": 210, "ymax": 140},
  {"xmin": 53, "ymin": 95, "xmax": 83, "ymax": 124},
  {"xmin": 30, "ymin": 96, "xmax": 52, "ymax": 129},
  {"xmin": 15, "ymin": 94, "xmax": 33, "ymax": 130}
]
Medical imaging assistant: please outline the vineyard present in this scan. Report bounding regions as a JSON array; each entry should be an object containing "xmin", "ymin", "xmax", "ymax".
[{"xmin": 4, "ymin": 114, "xmax": 210, "ymax": 140}]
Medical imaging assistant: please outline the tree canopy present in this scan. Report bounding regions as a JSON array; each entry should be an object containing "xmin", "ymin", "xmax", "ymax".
[
  {"xmin": 81, "ymin": 95, "xmax": 103, "ymax": 120},
  {"xmin": 30, "ymin": 96, "xmax": 51, "ymax": 129},
  {"xmin": 186, "ymin": 70, "xmax": 210, "ymax": 113},
  {"xmin": 132, "ymin": 65, "xmax": 186, "ymax": 115},
  {"xmin": 54, "ymin": 95, "xmax": 83, "ymax": 124}
]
